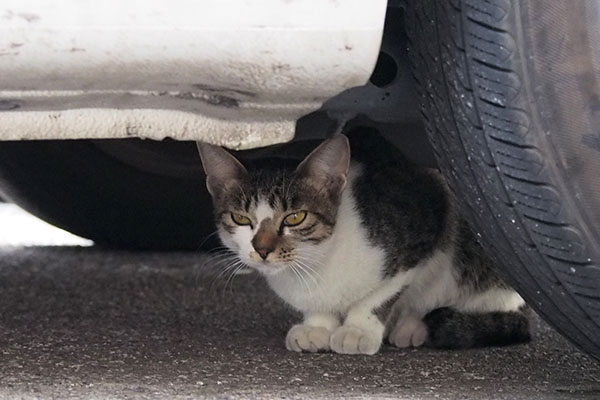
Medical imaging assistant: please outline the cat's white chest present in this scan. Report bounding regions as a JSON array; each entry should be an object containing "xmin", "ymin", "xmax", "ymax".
[{"xmin": 266, "ymin": 170, "xmax": 387, "ymax": 314}]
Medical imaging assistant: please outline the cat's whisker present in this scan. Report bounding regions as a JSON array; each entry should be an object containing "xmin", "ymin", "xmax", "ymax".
[
  {"xmin": 208, "ymin": 257, "xmax": 244, "ymax": 293},
  {"xmin": 208, "ymin": 249, "xmax": 235, "ymax": 257},
  {"xmin": 222, "ymin": 260, "xmax": 246, "ymax": 297},
  {"xmin": 207, "ymin": 252, "xmax": 234, "ymax": 261},
  {"xmin": 295, "ymin": 258, "xmax": 322, "ymax": 279},
  {"xmin": 290, "ymin": 261, "xmax": 312, "ymax": 296},
  {"xmin": 208, "ymin": 261, "xmax": 238, "ymax": 291},
  {"xmin": 206, "ymin": 259, "xmax": 239, "ymax": 281},
  {"xmin": 207, "ymin": 249, "xmax": 241, "ymax": 265},
  {"xmin": 198, "ymin": 230, "xmax": 221, "ymax": 249},
  {"xmin": 213, "ymin": 258, "xmax": 238, "ymax": 278},
  {"xmin": 223, "ymin": 264, "xmax": 242, "ymax": 297},
  {"xmin": 294, "ymin": 251, "xmax": 325, "ymax": 265},
  {"xmin": 219, "ymin": 257, "xmax": 244, "ymax": 275},
  {"xmin": 292, "ymin": 257, "xmax": 323, "ymax": 282},
  {"xmin": 207, "ymin": 246, "xmax": 233, "ymax": 254},
  {"xmin": 294, "ymin": 255, "xmax": 325, "ymax": 274},
  {"xmin": 195, "ymin": 254, "xmax": 231, "ymax": 286},
  {"xmin": 290, "ymin": 265, "xmax": 310, "ymax": 294},
  {"xmin": 209, "ymin": 253, "xmax": 240, "ymax": 265},
  {"xmin": 196, "ymin": 250, "xmax": 235, "ymax": 282},
  {"xmin": 293, "ymin": 260, "xmax": 321, "ymax": 293},
  {"xmin": 206, "ymin": 246, "xmax": 236, "ymax": 256},
  {"xmin": 294, "ymin": 246, "xmax": 326, "ymax": 260},
  {"xmin": 288, "ymin": 263, "xmax": 306, "ymax": 295},
  {"xmin": 227, "ymin": 262, "xmax": 250, "ymax": 295}
]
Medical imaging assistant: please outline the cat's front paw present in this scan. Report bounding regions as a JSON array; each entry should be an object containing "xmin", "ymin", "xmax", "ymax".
[
  {"xmin": 285, "ymin": 324, "xmax": 331, "ymax": 353},
  {"xmin": 330, "ymin": 326, "xmax": 382, "ymax": 355},
  {"xmin": 388, "ymin": 316, "xmax": 428, "ymax": 348}
]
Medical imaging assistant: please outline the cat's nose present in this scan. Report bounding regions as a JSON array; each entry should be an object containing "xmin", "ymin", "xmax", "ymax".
[
  {"xmin": 254, "ymin": 246, "xmax": 273, "ymax": 260},
  {"xmin": 252, "ymin": 228, "xmax": 277, "ymax": 260}
]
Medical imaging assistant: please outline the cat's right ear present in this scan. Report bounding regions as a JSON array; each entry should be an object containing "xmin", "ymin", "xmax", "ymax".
[{"xmin": 197, "ymin": 142, "xmax": 248, "ymax": 196}]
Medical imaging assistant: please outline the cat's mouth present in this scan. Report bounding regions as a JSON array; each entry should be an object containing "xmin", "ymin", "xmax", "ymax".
[{"xmin": 246, "ymin": 259, "xmax": 288, "ymax": 275}]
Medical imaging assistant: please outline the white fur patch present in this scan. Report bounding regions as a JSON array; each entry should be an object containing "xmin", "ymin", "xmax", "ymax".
[
  {"xmin": 221, "ymin": 225, "xmax": 254, "ymax": 262},
  {"xmin": 254, "ymin": 200, "xmax": 274, "ymax": 228}
]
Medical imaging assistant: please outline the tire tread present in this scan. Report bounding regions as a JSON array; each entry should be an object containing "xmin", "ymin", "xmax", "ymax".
[{"xmin": 405, "ymin": 0, "xmax": 600, "ymax": 358}]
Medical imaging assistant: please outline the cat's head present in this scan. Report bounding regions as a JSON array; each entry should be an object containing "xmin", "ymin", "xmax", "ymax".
[{"xmin": 197, "ymin": 135, "xmax": 350, "ymax": 275}]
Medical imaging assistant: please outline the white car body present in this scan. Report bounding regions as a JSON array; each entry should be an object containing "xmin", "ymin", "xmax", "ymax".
[{"xmin": 0, "ymin": 0, "xmax": 387, "ymax": 149}]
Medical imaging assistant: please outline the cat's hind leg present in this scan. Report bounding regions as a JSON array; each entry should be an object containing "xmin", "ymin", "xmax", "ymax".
[
  {"xmin": 387, "ymin": 251, "xmax": 459, "ymax": 348},
  {"xmin": 389, "ymin": 286, "xmax": 531, "ymax": 349},
  {"xmin": 388, "ymin": 306, "xmax": 531, "ymax": 350},
  {"xmin": 388, "ymin": 314, "xmax": 428, "ymax": 348}
]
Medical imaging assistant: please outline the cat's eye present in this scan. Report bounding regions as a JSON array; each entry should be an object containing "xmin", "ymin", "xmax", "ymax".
[
  {"xmin": 231, "ymin": 213, "xmax": 252, "ymax": 226},
  {"xmin": 283, "ymin": 211, "xmax": 307, "ymax": 227}
]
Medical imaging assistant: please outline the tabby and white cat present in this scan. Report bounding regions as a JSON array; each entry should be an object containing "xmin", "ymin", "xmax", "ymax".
[{"xmin": 197, "ymin": 132, "xmax": 530, "ymax": 355}]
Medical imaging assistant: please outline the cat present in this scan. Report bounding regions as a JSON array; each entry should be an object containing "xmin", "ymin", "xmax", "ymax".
[{"xmin": 197, "ymin": 131, "xmax": 530, "ymax": 355}]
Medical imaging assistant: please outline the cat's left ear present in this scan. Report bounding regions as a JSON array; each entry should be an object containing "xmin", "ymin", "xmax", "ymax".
[
  {"xmin": 197, "ymin": 142, "xmax": 248, "ymax": 196},
  {"xmin": 295, "ymin": 134, "xmax": 350, "ymax": 194}
]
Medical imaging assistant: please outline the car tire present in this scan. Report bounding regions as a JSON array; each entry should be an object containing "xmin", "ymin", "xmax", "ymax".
[{"xmin": 404, "ymin": 0, "xmax": 600, "ymax": 360}]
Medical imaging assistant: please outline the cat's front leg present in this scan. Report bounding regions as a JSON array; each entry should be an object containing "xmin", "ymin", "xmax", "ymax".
[
  {"xmin": 330, "ymin": 272, "xmax": 411, "ymax": 355},
  {"xmin": 330, "ymin": 311, "xmax": 384, "ymax": 355},
  {"xmin": 285, "ymin": 313, "xmax": 340, "ymax": 353}
]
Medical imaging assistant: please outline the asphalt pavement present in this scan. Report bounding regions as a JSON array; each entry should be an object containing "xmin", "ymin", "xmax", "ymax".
[
  {"xmin": 0, "ymin": 244, "xmax": 598, "ymax": 400},
  {"xmin": 0, "ymin": 205, "xmax": 598, "ymax": 400}
]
